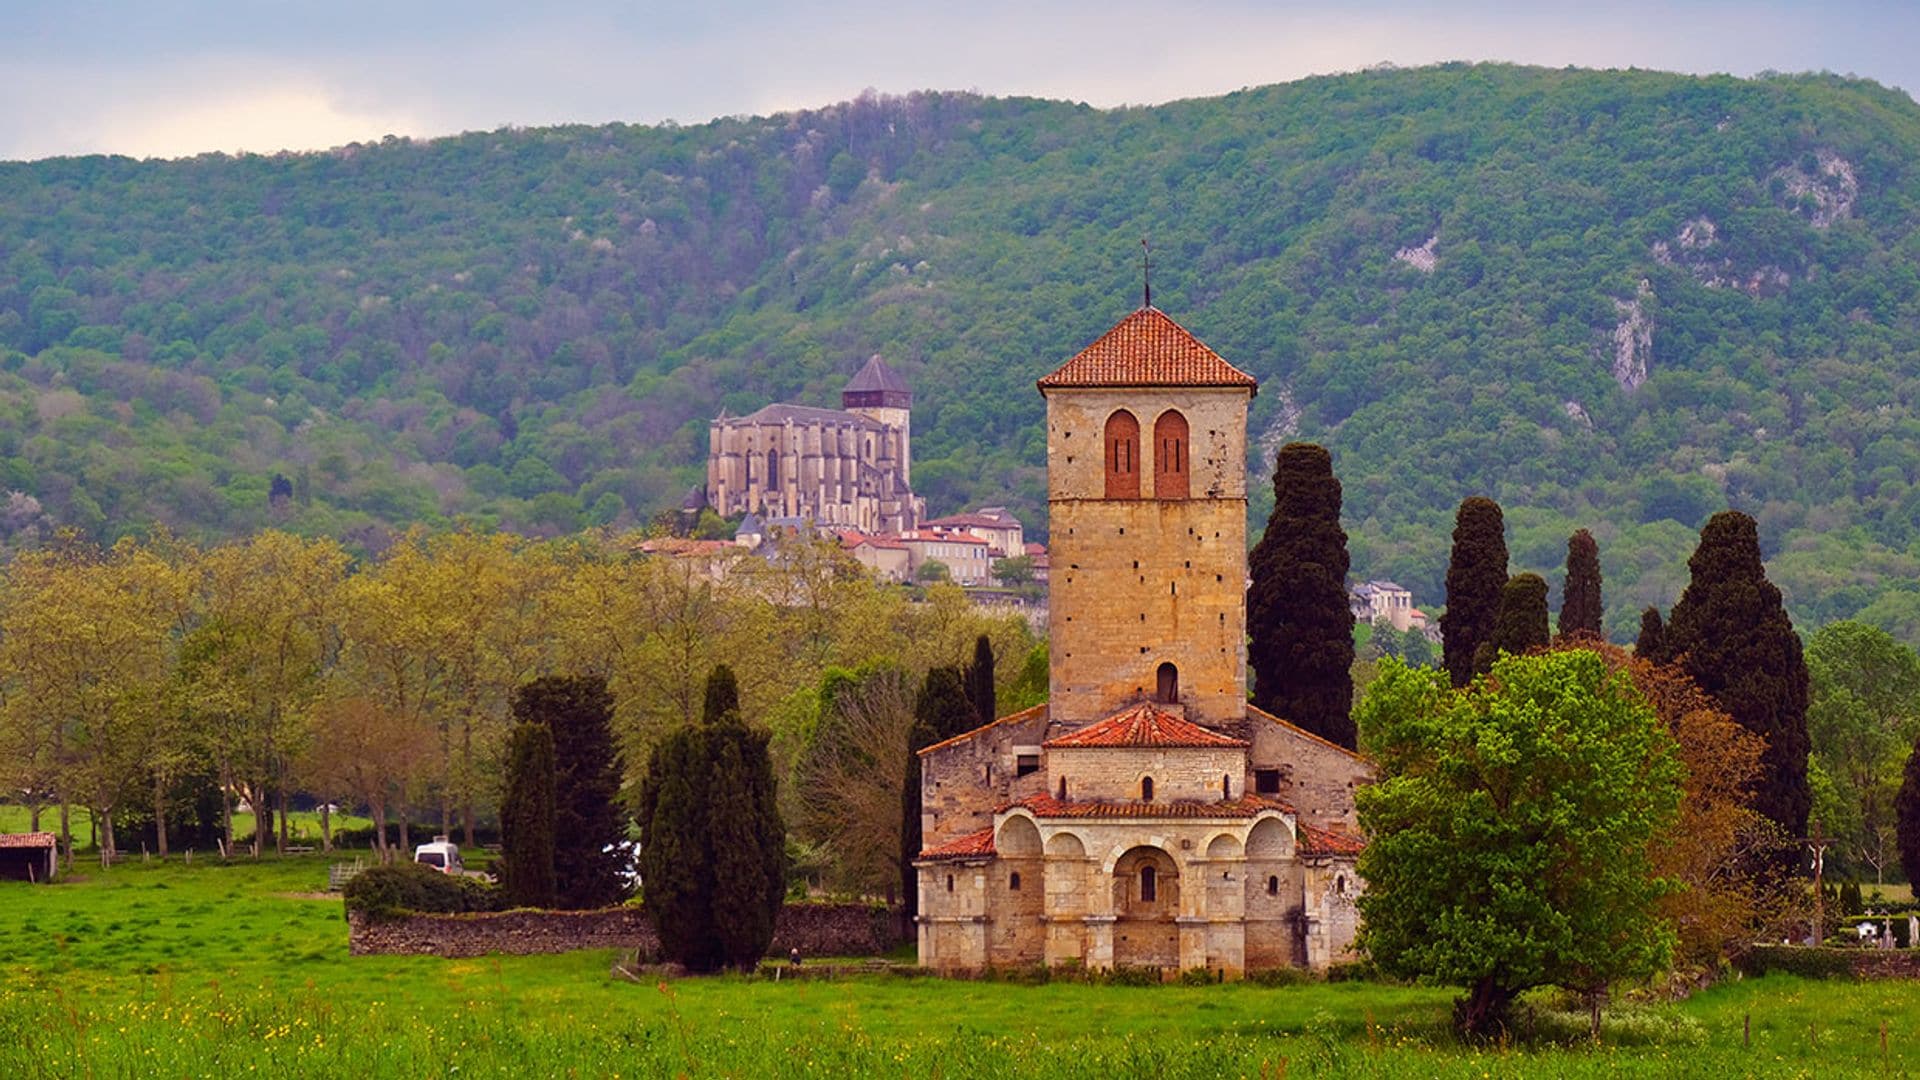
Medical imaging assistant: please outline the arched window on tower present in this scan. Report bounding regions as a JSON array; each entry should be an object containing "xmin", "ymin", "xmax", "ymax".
[
  {"xmin": 1104, "ymin": 410, "xmax": 1140, "ymax": 499},
  {"xmin": 1154, "ymin": 410, "xmax": 1189, "ymax": 499},
  {"xmin": 1156, "ymin": 662, "xmax": 1178, "ymax": 704}
]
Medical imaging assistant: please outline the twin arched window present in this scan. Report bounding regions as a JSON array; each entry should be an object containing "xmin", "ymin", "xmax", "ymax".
[{"xmin": 1103, "ymin": 409, "xmax": 1188, "ymax": 500}]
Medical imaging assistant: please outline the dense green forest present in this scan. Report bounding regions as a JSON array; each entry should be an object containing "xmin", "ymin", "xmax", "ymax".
[{"xmin": 4, "ymin": 63, "xmax": 1920, "ymax": 640}]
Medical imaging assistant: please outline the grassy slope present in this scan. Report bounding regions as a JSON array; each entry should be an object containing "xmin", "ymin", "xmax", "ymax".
[{"xmin": 0, "ymin": 855, "xmax": 1915, "ymax": 1077}]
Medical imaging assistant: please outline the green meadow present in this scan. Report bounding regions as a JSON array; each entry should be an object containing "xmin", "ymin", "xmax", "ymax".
[{"xmin": 1, "ymin": 853, "xmax": 1916, "ymax": 1078}]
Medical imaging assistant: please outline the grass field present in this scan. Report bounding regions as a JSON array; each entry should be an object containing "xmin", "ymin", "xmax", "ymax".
[{"xmin": 2, "ymin": 853, "xmax": 1919, "ymax": 1077}]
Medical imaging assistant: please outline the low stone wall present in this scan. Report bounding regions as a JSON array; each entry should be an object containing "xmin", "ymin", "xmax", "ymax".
[
  {"xmin": 349, "ymin": 902, "xmax": 903, "ymax": 960},
  {"xmin": 1737, "ymin": 944, "xmax": 1920, "ymax": 981}
]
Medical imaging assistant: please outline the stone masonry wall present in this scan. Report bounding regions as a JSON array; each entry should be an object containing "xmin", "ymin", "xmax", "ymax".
[
  {"xmin": 1048, "ymin": 745, "xmax": 1245, "ymax": 804},
  {"xmin": 348, "ymin": 902, "xmax": 902, "ymax": 959},
  {"xmin": 919, "ymin": 706, "xmax": 1051, "ymax": 848},
  {"xmin": 1045, "ymin": 386, "xmax": 1252, "ymax": 728},
  {"xmin": 1245, "ymin": 708, "xmax": 1371, "ymax": 833}
]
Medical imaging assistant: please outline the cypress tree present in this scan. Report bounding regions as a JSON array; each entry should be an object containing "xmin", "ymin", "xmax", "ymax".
[
  {"xmin": 1636, "ymin": 607, "xmax": 1668, "ymax": 665},
  {"xmin": 497, "ymin": 721, "xmax": 557, "ymax": 909},
  {"xmin": 1246, "ymin": 442, "xmax": 1356, "ymax": 747},
  {"xmin": 1896, "ymin": 739, "xmax": 1920, "ymax": 889},
  {"xmin": 916, "ymin": 666, "xmax": 976, "ymax": 742},
  {"xmin": 641, "ymin": 728, "xmax": 720, "ymax": 971},
  {"xmin": 1667, "ymin": 511, "xmax": 1812, "ymax": 844},
  {"xmin": 706, "ymin": 713, "xmax": 787, "ymax": 971},
  {"xmin": 1441, "ymin": 497, "xmax": 1509, "ymax": 688},
  {"xmin": 965, "ymin": 635, "xmax": 996, "ymax": 729},
  {"xmin": 1486, "ymin": 573, "xmax": 1551, "ymax": 664},
  {"xmin": 514, "ymin": 675, "xmax": 627, "ymax": 909},
  {"xmin": 900, "ymin": 715, "xmax": 938, "ymax": 925},
  {"xmin": 1558, "ymin": 529, "xmax": 1604, "ymax": 640},
  {"xmin": 703, "ymin": 663, "xmax": 740, "ymax": 724}
]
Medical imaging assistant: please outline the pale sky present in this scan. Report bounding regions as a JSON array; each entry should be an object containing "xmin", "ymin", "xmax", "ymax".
[{"xmin": 3, "ymin": 1, "xmax": 1916, "ymax": 161}]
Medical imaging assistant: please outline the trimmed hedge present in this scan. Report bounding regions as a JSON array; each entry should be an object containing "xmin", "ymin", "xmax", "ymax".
[
  {"xmin": 1734, "ymin": 945, "xmax": 1860, "ymax": 980},
  {"xmin": 343, "ymin": 863, "xmax": 501, "ymax": 921}
]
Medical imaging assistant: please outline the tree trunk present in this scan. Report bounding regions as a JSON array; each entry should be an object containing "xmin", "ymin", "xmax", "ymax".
[
  {"xmin": 370, "ymin": 797, "xmax": 389, "ymax": 863},
  {"xmin": 276, "ymin": 781, "xmax": 289, "ymax": 854},
  {"xmin": 1455, "ymin": 976, "xmax": 1515, "ymax": 1040},
  {"xmin": 462, "ymin": 716, "xmax": 477, "ymax": 849},
  {"xmin": 1587, "ymin": 986, "xmax": 1606, "ymax": 1042},
  {"xmin": 98, "ymin": 807, "xmax": 115, "ymax": 870},
  {"xmin": 399, "ymin": 803, "xmax": 411, "ymax": 861},
  {"xmin": 59, "ymin": 799, "xmax": 72, "ymax": 871},
  {"xmin": 320, "ymin": 801, "xmax": 332, "ymax": 854},
  {"xmin": 153, "ymin": 771, "xmax": 170, "ymax": 858},
  {"xmin": 29, "ymin": 802, "xmax": 40, "ymax": 833},
  {"xmin": 219, "ymin": 759, "xmax": 234, "ymax": 856}
]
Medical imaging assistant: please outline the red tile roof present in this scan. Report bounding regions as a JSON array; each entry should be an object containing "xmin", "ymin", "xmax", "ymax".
[
  {"xmin": 1044, "ymin": 701, "xmax": 1249, "ymax": 749},
  {"xmin": 924, "ymin": 513, "xmax": 1020, "ymax": 531},
  {"xmin": 1037, "ymin": 307, "xmax": 1257, "ymax": 390},
  {"xmin": 918, "ymin": 827, "xmax": 996, "ymax": 860},
  {"xmin": 1299, "ymin": 823, "xmax": 1366, "ymax": 857},
  {"xmin": 1002, "ymin": 793, "xmax": 1293, "ymax": 819},
  {"xmin": 0, "ymin": 832, "xmax": 56, "ymax": 849}
]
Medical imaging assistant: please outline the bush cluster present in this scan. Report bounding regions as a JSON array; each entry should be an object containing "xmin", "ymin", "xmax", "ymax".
[
  {"xmin": 1733, "ymin": 945, "xmax": 1859, "ymax": 980},
  {"xmin": 342, "ymin": 863, "xmax": 501, "ymax": 921}
]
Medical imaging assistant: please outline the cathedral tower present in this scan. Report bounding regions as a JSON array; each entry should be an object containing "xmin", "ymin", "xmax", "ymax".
[
  {"xmin": 1038, "ymin": 307, "xmax": 1257, "ymax": 728},
  {"xmin": 842, "ymin": 354, "xmax": 913, "ymax": 486}
]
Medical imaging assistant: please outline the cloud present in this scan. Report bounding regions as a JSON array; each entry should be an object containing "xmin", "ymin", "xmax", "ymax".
[{"xmin": 1, "ymin": 1, "xmax": 1915, "ymax": 160}]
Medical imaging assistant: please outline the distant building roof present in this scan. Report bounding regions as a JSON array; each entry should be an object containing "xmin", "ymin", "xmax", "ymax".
[
  {"xmin": 1023, "ymin": 542, "xmax": 1047, "ymax": 556},
  {"xmin": 679, "ymin": 485, "xmax": 708, "ymax": 511},
  {"xmin": 726, "ymin": 403, "xmax": 884, "ymax": 429},
  {"xmin": 843, "ymin": 354, "xmax": 912, "ymax": 395},
  {"xmin": 735, "ymin": 513, "xmax": 764, "ymax": 537},
  {"xmin": 1038, "ymin": 307, "xmax": 1257, "ymax": 390},
  {"xmin": 0, "ymin": 832, "xmax": 56, "ymax": 849},
  {"xmin": 925, "ymin": 511, "xmax": 1022, "ymax": 531},
  {"xmin": 1044, "ymin": 701, "xmax": 1249, "ymax": 749},
  {"xmin": 1299, "ymin": 823, "xmax": 1367, "ymax": 857},
  {"xmin": 896, "ymin": 529, "xmax": 989, "ymax": 546}
]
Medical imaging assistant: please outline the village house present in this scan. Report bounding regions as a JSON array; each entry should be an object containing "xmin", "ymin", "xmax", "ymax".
[
  {"xmin": 913, "ymin": 305, "xmax": 1371, "ymax": 978},
  {"xmin": 923, "ymin": 508, "xmax": 1025, "ymax": 559},
  {"xmin": 1349, "ymin": 580, "xmax": 1421, "ymax": 633},
  {"xmin": 895, "ymin": 529, "xmax": 994, "ymax": 585}
]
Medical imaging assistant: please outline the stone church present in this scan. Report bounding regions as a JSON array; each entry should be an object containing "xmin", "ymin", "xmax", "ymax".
[
  {"xmin": 914, "ymin": 306, "xmax": 1371, "ymax": 977},
  {"xmin": 704, "ymin": 355, "xmax": 924, "ymax": 533}
]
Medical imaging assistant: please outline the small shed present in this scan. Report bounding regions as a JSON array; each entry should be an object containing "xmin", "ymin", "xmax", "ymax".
[{"xmin": 0, "ymin": 832, "xmax": 57, "ymax": 882}]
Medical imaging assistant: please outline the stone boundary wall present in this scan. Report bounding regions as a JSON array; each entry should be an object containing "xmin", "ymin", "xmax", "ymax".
[
  {"xmin": 1736, "ymin": 944, "xmax": 1920, "ymax": 981},
  {"xmin": 348, "ymin": 903, "xmax": 903, "ymax": 959}
]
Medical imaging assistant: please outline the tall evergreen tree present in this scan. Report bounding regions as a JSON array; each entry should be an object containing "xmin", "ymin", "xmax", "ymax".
[
  {"xmin": 964, "ymin": 634, "xmax": 996, "ymax": 729},
  {"xmin": 1246, "ymin": 442, "xmax": 1356, "ymax": 747},
  {"xmin": 1558, "ymin": 529, "xmax": 1604, "ymax": 640},
  {"xmin": 497, "ymin": 721, "xmax": 557, "ymax": 909},
  {"xmin": 706, "ymin": 713, "xmax": 787, "ymax": 971},
  {"xmin": 1636, "ymin": 607, "xmax": 1668, "ymax": 665},
  {"xmin": 1485, "ymin": 573, "xmax": 1551, "ymax": 665},
  {"xmin": 1667, "ymin": 511, "xmax": 1812, "ymax": 844},
  {"xmin": 514, "ymin": 675, "xmax": 627, "ymax": 909},
  {"xmin": 1896, "ymin": 738, "xmax": 1920, "ymax": 889},
  {"xmin": 900, "ymin": 714, "xmax": 938, "ymax": 926},
  {"xmin": 641, "ymin": 728, "xmax": 719, "ymax": 970},
  {"xmin": 916, "ymin": 666, "xmax": 976, "ymax": 742},
  {"xmin": 703, "ymin": 663, "xmax": 740, "ymax": 724},
  {"xmin": 1441, "ymin": 497, "xmax": 1509, "ymax": 688}
]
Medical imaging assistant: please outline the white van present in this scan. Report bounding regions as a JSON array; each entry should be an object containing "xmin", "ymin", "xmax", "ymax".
[{"xmin": 413, "ymin": 837, "xmax": 464, "ymax": 876}]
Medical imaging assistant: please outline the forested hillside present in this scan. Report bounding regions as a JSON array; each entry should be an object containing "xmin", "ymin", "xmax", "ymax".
[{"xmin": 4, "ymin": 63, "xmax": 1920, "ymax": 638}]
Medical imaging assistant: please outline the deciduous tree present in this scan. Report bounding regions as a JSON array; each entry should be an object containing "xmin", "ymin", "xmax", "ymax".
[
  {"xmin": 1357, "ymin": 652, "xmax": 1681, "ymax": 1038},
  {"xmin": 1806, "ymin": 621, "xmax": 1920, "ymax": 887}
]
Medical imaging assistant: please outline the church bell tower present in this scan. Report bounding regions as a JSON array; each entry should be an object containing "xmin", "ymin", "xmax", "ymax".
[{"xmin": 1038, "ymin": 307, "xmax": 1257, "ymax": 728}]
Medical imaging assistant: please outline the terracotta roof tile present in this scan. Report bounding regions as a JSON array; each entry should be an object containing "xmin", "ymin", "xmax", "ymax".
[
  {"xmin": 1037, "ymin": 307, "xmax": 1257, "ymax": 390},
  {"xmin": 1044, "ymin": 701, "xmax": 1248, "ymax": 749},
  {"xmin": 0, "ymin": 832, "xmax": 56, "ymax": 849},
  {"xmin": 918, "ymin": 827, "xmax": 995, "ymax": 860},
  {"xmin": 1001, "ymin": 793, "xmax": 1293, "ymax": 819},
  {"xmin": 1299, "ymin": 823, "xmax": 1366, "ymax": 857}
]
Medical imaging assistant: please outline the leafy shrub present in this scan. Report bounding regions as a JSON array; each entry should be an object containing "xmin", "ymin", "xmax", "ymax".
[
  {"xmin": 1245, "ymin": 966, "xmax": 1317, "ymax": 987},
  {"xmin": 342, "ymin": 863, "xmax": 501, "ymax": 921},
  {"xmin": 1734, "ymin": 945, "xmax": 1859, "ymax": 980}
]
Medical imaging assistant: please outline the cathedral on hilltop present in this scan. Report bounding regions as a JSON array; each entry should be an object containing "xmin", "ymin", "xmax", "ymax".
[
  {"xmin": 914, "ymin": 306, "xmax": 1371, "ymax": 977},
  {"xmin": 704, "ymin": 355, "xmax": 923, "ymax": 533}
]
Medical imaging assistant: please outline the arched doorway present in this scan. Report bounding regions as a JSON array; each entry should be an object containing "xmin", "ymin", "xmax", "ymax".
[{"xmin": 1111, "ymin": 845, "xmax": 1180, "ymax": 969}]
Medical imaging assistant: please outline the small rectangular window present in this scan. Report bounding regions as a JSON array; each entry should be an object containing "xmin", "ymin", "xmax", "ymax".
[
  {"xmin": 1254, "ymin": 769, "xmax": 1281, "ymax": 795},
  {"xmin": 1016, "ymin": 754, "xmax": 1040, "ymax": 777}
]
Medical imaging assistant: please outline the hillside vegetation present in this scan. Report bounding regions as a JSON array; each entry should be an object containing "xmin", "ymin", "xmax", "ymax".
[{"xmin": 5, "ymin": 64, "xmax": 1920, "ymax": 638}]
